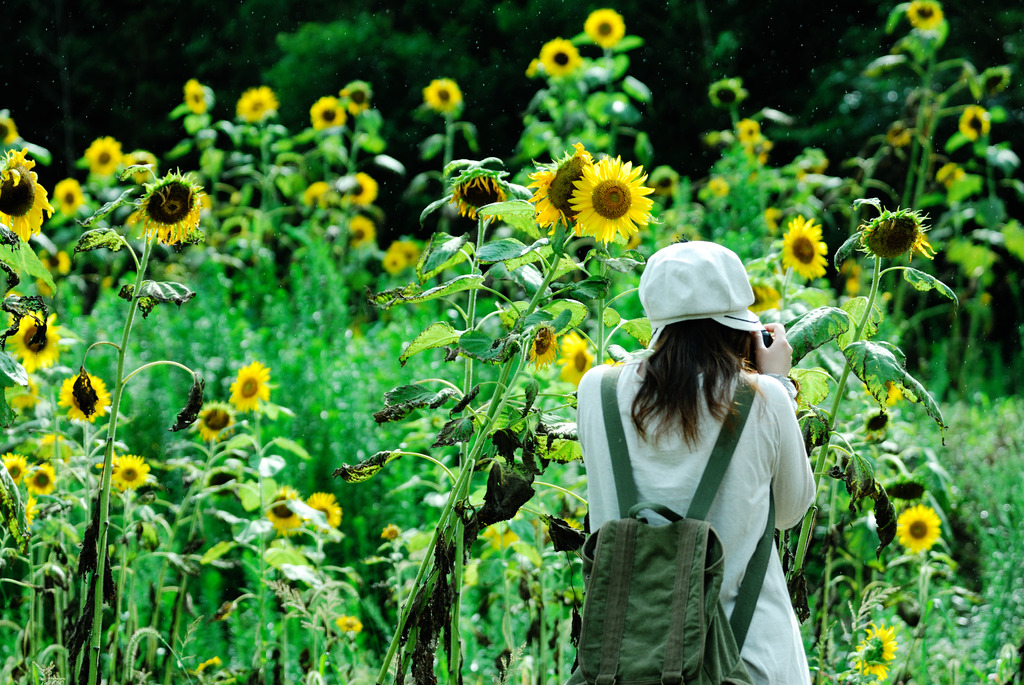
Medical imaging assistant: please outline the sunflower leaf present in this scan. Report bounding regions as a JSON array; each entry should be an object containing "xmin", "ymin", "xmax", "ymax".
[
  {"xmin": 789, "ymin": 368, "xmax": 832, "ymax": 409},
  {"xmin": 266, "ymin": 437, "xmax": 311, "ymax": 461},
  {"xmin": 169, "ymin": 373, "xmax": 205, "ymax": 432},
  {"xmin": 373, "ymin": 386, "xmax": 459, "ymax": 423},
  {"xmin": 518, "ymin": 300, "xmax": 588, "ymax": 335},
  {"xmin": 79, "ymin": 188, "xmax": 137, "ymax": 228},
  {"xmin": 826, "ymin": 451, "xmax": 897, "ymax": 557},
  {"xmin": 597, "ymin": 249, "xmax": 645, "ymax": 273},
  {"xmin": 474, "ymin": 462, "xmax": 535, "ymax": 527},
  {"xmin": 0, "ymin": 240, "xmax": 56, "ymax": 293},
  {"xmin": 400, "ymin": 322, "xmax": 462, "ymax": 366},
  {"xmin": 896, "ymin": 267, "xmax": 958, "ymax": 308},
  {"xmin": 432, "ymin": 417, "xmax": 475, "ymax": 448},
  {"xmin": 543, "ymin": 514, "xmax": 586, "ymax": 552},
  {"xmin": 786, "ymin": 306, "xmax": 855, "ymax": 363},
  {"xmin": 476, "ymin": 199, "xmax": 537, "ymax": 235},
  {"xmin": 73, "ymin": 367, "xmax": 99, "ymax": 419},
  {"xmin": 0, "ymin": 464, "xmax": 28, "ymax": 554},
  {"xmin": 369, "ymin": 275, "xmax": 485, "ymax": 310},
  {"xmin": 419, "ymin": 193, "xmax": 453, "ymax": 224},
  {"xmin": 200, "ymin": 540, "xmax": 237, "ymax": 565},
  {"xmin": 74, "ymin": 228, "xmax": 127, "ymax": 256},
  {"xmin": 832, "ymin": 232, "xmax": 863, "ymax": 269},
  {"xmin": 332, "ymin": 450, "xmax": 403, "ymax": 483},
  {"xmin": 621, "ymin": 318, "xmax": 653, "ymax": 347},
  {"xmin": 842, "ymin": 341, "xmax": 946, "ymax": 432},
  {"xmin": 800, "ymin": 405, "xmax": 831, "ymax": 456},
  {"xmin": 417, "ymin": 232, "xmax": 470, "ymax": 281},
  {"xmin": 0, "ymin": 350, "xmax": 27, "ymax": 389},
  {"xmin": 458, "ymin": 330, "xmax": 519, "ymax": 364},
  {"xmin": 838, "ymin": 296, "xmax": 883, "ymax": 347}
]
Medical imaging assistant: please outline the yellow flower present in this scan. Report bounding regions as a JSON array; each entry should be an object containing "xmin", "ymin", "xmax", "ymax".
[
  {"xmin": 381, "ymin": 523, "xmax": 401, "ymax": 541},
  {"xmin": 884, "ymin": 381, "xmax": 904, "ymax": 406},
  {"xmin": 236, "ymin": 86, "xmax": 279, "ymax": 123},
  {"xmin": 310, "ymin": 95, "xmax": 347, "ymax": 130},
  {"xmin": 896, "ymin": 504, "xmax": 942, "ymax": 553},
  {"xmin": 557, "ymin": 331, "xmax": 594, "ymax": 387},
  {"xmin": 422, "ymin": 78, "xmax": 463, "ymax": 114},
  {"xmin": 2, "ymin": 453, "xmax": 29, "ymax": 484},
  {"xmin": 482, "ymin": 523, "xmax": 519, "ymax": 549},
  {"xmin": 83, "ymin": 136, "xmax": 123, "ymax": 177},
  {"xmin": 336, "ymin": 615, "xmax": 363, "ymax": 634},
  {"xmin": 0, "ymin": 149, "xmax": 54, "ymax": 242},
  {"xmin": 584, "ymin": 9, "xmax": 626, "ymax": 49},
  {"xmin": 0, "ymin": 113, "xmax": 17, "ymax": 144},
  {"xmin": 129, "ymin": 170, "xmax": 204, "ymax": 245},
  {"xmin": 7, "ymin": 312, "xmax": 61, "ymax": 373},
  {"xmin": 959, "ymin": 105, "xmax": 990, "ymax": 141},
  {"xmin": 58, "ymin": 372, "xmax": 111, "ymax": 423},
  {"xmin": 194, "ymin": 656, "xmax": 221, "ymax": 674},
  {"xmin": 571, "ymin": 156, "xmax": 655, "ymax": 244},
  {"xmin": 841, "ymin": 260, "xmax": 862, "ymax": 296},
  {"xmin": 781, "ymin": 215, "xmax": 828, "ymax": 280},
  {"xmin": 708, "ymin": 78, "xmax": 748, "ymax": 108},
  {"xmin": 349, "ymin": 215, "xmax": 377, "ymax": 248},
  {"xmin": 25, "ymin": 496, "xmax": 37, "ymax": 528},
  {"xmin": 344, "ymin": 172, "xmax": 378, "ymax": 206},
  {"xmin": 196, "ymin": 402, "xmax": 235, "ymax": 442},
  {"xmin": 936, "ymin": 162, "xmax": 965, "ymax": 188},
  {"xmin": 528, "ymin": 142, "xmax": 593, "ymax": 231},
  {"xmin": 383, "ymin": 240, "xmax": 419, "ymax": 275},
  {"xmin": 123, "ymin": 150, "xmax": 158, "ymax": 185},
  {"xmin": 886, "ymin": 121, "xmax": 913, "ymax": 148},
  {"xmin": 764, "ymin": 207, "xmax": 783, "ymax": 233},
  {"xmin": 907, "ymin": 1, "xmax": 944, "ymax": 31},
  {"xmin": 707, "ymin": 176, "xmax": 730, "ymax": 198},
  {"xmin": 303, "ymin": 181, "xmax": 333, "ymax": 208},
  {"xmin": 736, "ymin": 118, "xmax": 761, "ymax": 145},
  {"xmin": 184, "ymin": 79, "xmax": 209, "ymax": 115},
  {"xmin": 112, "ymin": 454, "xmax": 150, "ymax": 492},
  {"xmin": 26, "ymin": 462, "xmax": 56, "ymax": 496},
  {"xmin": 539, "ymin": 38, "xmax": 583, "ymax": 77},
  {"xmin": 855, "ymin": 623, "xmax": 898, "ymax": 682},
  {"xmin": 529, "ymin": 326, "xmax": 559, "ymax": 369},
  {"xmin": 267, "ymin": 486, "xmax": 303, "ymax": 537},
  {"xmin": 859, "ymin": 207, "xmax": 934, "ymax": 261},
  {"xmin": 750, "ymin": 284, "xmax": 781, "ymax": 313},
  {"xmin": 339, "ymin": 80, "xmax": 373, "ymax": 115},
  {"xmin": 53, "ymin": 178, "xmax": 84, "ymax": 216},
  {"xmin": 450, "ymin": 175, "xmax": 506, "ymax": 219},
  {"xmin": 229, "ymin": 361, "xmax": 271, "ymax": 413},
  {"xmin": 648, "ymin": 165, "xmax": 678, "ymax": 198},
  {"xmin": 307, "ymin": 492, "xmax": 342, "ymax": 529}
]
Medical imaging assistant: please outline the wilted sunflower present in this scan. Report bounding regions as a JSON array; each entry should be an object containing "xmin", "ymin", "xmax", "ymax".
[
  {"xmin": 112, "ymin": 454, "xmax": 151, "ymax": 492},
  {"xmin": 557, "ymin": 331, "xmax": 594, "ymax": 387},
  {"xmin": 571, "ymin": 156, "xmax": 655, "ymax": 244},
  {"xmin": 781, "ymin": 216, "xmax": 828, "ymax": 280},
  {"xmin": 307, "ymin": 491, "xmax": 342, "ymax": 529},
  {"xmin": 183, "ymin": 79, "xmax": 209, "ymax": 115},
  {"xmin": 529, "ymin": 326, "xmax": 559, "ymax": 369},
  {"xmin": 936, "ymin": 162, "xmax": 965, "ymax": 188},
  {"xmin": 336, "ymin": 615, "xmax": 363, "ymax": 634},
  {"xmin": 83, "ymin": 136, "xmax": 123, "ymax": 177},
  {"xmin": 26, "ymin": 462, "xmax": 56, "ymax": 496},
  {"xmin": 339, "ymin": 80, "xmax": 373, "ymax": 115},
  {"xmin": 229, "ymin": 361, "xmax": 271, "ymax": 413},
  {"xmin": 0, "ymin": 112, "xmax": 17, "ymax": 144},
  {"xmin": 196, "ymin": 402, "xmax": 235, "ymax": 442},
  {"xmin": 58, "ymin": 371, "xmax": 111, "ymax": 422},
  {"xmin": 0, "ymin": 149, "xmax": 54, "ymax": 241},
  {"xmin": 584, "ymin": 9, "xmax": 626, "ymax": 49},
  {"xmin": 859, "ymin": 207, "xmax": 934, "ymax": 260},
  {"xmin": 310, "ymin": 96, "xmax": 347, "ymax": 130},
  {"xmin": 53, "ymin": 178, "xmax": 84, "ymax": 216},
  {"xmin": 708, "ymin": 78, "xmax": 748, "ymax": 109},
  {"xmin": 855, "ymin": 623, "xmax": 898, "ymax": 682},
  {"xmin": 8, "ymin": 312, "xmax": 61, "ymax": 373},
  {"xmin": 528, "ymin": 142, "xmax": 593, "ymax": 231},
  {"xmin": 236, "ymin": 86, "xmax": 279, "ymax": 123},
  {"xmin": 2, "ymin": 452, "xmax": 28, "ymax": 484},
  {"xmin": 349, "ymin": 215, "xmax": 377, "ymax": 248},
  {"xmin": 267, "ymin": 486, "xmax": 303, "ymax": 536},
  {"xmin": 907, "ymin": 0, "xmax": 944, "ymax": 31},
  {"xmin": 303, "ymin": 181, "xmax": 333, "ymax": 208},
  {"xmin": 896, "ymin": 504, "xmax": 942, "ymax": 553},
  {"xmin": 423, "ymin": 78, "xmax": 463, "ymax": 115},
  {"xmin": 959, "ymin": 105, "xmax": 990, "ymax": 141},
  {"xmin": 123, "ymin": 149, "xmax": 158, "ymax": 185},
  {"xmin": 450, "ymin": 173, "xmax": 507, "ymax": 219},
  {"xmin": 538, "ymin": 38, "xmax": 583, "ymax": 78},
  {"xmin": 129, "ymin": 170, "xmax": 204, "ymax": 245},
  {"xmin": 344, "ymin": 172, "xmax": 378, "ymax": 206}
]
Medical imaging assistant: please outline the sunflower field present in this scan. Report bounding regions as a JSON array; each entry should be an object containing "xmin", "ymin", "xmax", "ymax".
[{"xmin": 2, "ymin": 1, "xmax": 1024, "ymax": 684}]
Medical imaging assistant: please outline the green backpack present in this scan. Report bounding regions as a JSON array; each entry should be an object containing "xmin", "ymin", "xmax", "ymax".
[{"xmin": 569, "ymin": 366, "xmax": 776, "ymax": 685}]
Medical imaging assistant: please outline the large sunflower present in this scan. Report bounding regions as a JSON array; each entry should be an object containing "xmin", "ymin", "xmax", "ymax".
[
  {"xmin": 129, "ymin": 170, "xmax": 204, "ymax": 245},
  {"xmin": 423, "ymin": 79, "xmax": 463, "ymax": 115},
  {"xmin": 958, "ymin": 105, "xmax": 990, "ymax": 141},
  {"xmin": 0, "ymin": 112, "xmax": 17, "ymax": 144},
  {"xmin": 310, "ymin": 96, "xmax": 347, "ymax": 130},
  {"xmin": 907, "ymin": 1, "xmax": 944, "ymax": 31},
  {"xmin": 123, "ymin": 149, "xmax": 159, "ymax": 186},
  {"xmin": 58, "ymin": 372, "xmax": 112, "ymax": 423},
  {"xmin": 349, "ymin": 215, "xmax": 377, "ymax": 248},
  {"xmin": 2, "ymin": 452, "xmax": 28, "ymax": 485},
  {"xmin": 570, "ymin": 156, "xmax": 654, "ymax": 244},
  {"xmin": 53, "ymin": 178, "xmax": 84, "ymax": 216},
  {"xmin": 528, "ymin": 142, "xmax": 593, "ymax": 231},
  {"xmin": 83, "ymin": 137, "xmax": 123, "ymax": 177},
  {"xmin": 859, "ymin": 208, "xmax": 934, "ymax": 261},
  {"xmin": 7, "ymin": 312, "xmax": 61, "ymax": 373},
  {"xmin": 557, "ymin": 331, "xmax": 594, "ymax": 387},
  {"xmin": 307, "ymin": 491, "xmax": 342, "ymax": 529},
  {"xmin": 0, "ymin": 149, "xmax": 54, "ymax": 241},
  {"xmin": 184, "ymin": 79, "xmax": 209, "ymax": 115},
  {"xmin": 344, "ymin": 172, "xmax": 378, "ymax": 206},
  {"xmin": 196, "ymin": 402, "xmax": 235, "ymax": 442},
  {"xmin": 339, "ymin": 80, "xmax": 373, "ymax": 115},
  {"xmin": 112, "ymin": 454, "xmax": 151, "ymax": 492},
  {"xmin": 896, "ymin": 504, "xmax": 942, "ymax": 553},
  {"xmin": 584, "ymin": 9, "xmax": 626, "ymax": 49},
  {"xmin": 450, "ymin": 174, "xmax": 507, "ymax": 219},
  {"xmin": 854, "ymin": 623, "xmax": 898, "ymax": 682},
  {"xmin": 538, "ymin": 38, "xmax": 583, "ymax": 77},
  {"xmin": 267, "ymin": 486, "xmax": 303, "ymax": 536},
  {"xmin": 781, "ymin": 215, "xmax": 828, "ymax": 280},
  {"xmin": 26, "ymin": 462, "xmax": 57, "ymax": 496},
  {"xmin": 236, "ymin": 86, "xmax": 279, "ymax": 123},
  {"xmin": 229, "ymin": 361, "xmax": 271, "ymax": 413},
  {"xmin": 529, "ymin": 326, "xmax": 559, "ymax": 369}
]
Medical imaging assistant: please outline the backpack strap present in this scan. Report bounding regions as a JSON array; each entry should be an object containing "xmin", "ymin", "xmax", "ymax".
[
  {"xmin": 730, "ymin": 494, "xmax": 775, "ymax": 649},
  {"xmin": 685, "ymin": 382, "xmax": 755, "ymax": 520},
  {"xmin": 599, "ymin": 365, "xmax": 637, "ymax": 518}
]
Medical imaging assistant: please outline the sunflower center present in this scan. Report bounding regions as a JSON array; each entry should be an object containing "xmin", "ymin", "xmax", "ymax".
[
  {"xmin": 550, "ymin": 157, "xmax": 587, "ymax": 217},
  {"xmin": 715, "ymin": 88, "xmax": 736, "ymax": 104},
  {"xmin": 148, "ymin": 182, "xmax": 194, "ymax": 224},
  {"xmin": 322, "ymin": 109, "xmax": 337, "ymax": 122},
  {"xmin": 590, "ymin": 179, "xmax": 633, "ymax": 220},
  {"xmin": 573, "ymin": 351, "xmax": 588, "ymax": 372},
  {"xmin": 23, "ymin": 324, "xmax": 46, "ymax": 353},
  {"xmin": 918, "ymin": 7, "xmax": 933, "ymax": 19},
  {"xmin": 0, "ymin": 164, "xmax": 37, "ymax": 217},
  {"xmin": 438, "ymin": 89, "xmax": 451, "ymax": 103},
  {"xmin": 865, "ymin": 216, "xmax": 919, "ymax": 258},
  {"xmin": 351, "ymin": 90, "xmax": 366, "ymax": 104},
  {"xmin": 867, "ymin": 413, "xmax": 889, "ymax": 431},
  {"xmin": 122, "ymin": 467, "xmax": 138, "ymax": 482},
  {"xmin": 9, "ymin": 464, "xmax": 23, "ymax": 478},
  {"xmin": 908, "ymin": 520, "xmax": 929, "ymax": 540},
  {"xmin": 205, "ymin": 409, "xmax": 231, "ymax": 431},
  {"xmin": 534, "ymin": 328, "xmax": 554, "ymax": 356},
  {"xmin": 459, "ymin": 178, "xmax": 503, "ymax": 209},
  {"xmin": 272, "ymin": 503, "xmax": 293, "ymax": 519},
  {"xmin": 241, "ymin": 379, "xmax": 258, "ymax": 397},
  {"xmin": 34, "ymin": 473, "xmax": 51, "ymax": 488},
  {"xmin": 554, "ymin": 50, "xmax": 570, "ymax": 66},
  {"xmin": 791, "ymin": 236, "xmax": 817, "ymax": 264},
  {"xmin": 598, "ymin": 22, "xmax": 613, "ymax": 36},
  {"xmin": 968, "ymin": 115, "xmax": 983, "ymax": 133}
]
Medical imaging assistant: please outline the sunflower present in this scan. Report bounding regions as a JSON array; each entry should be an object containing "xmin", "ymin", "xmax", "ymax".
[
  {"xmin": 450, "ymin": 175, "xmax": 507, "ymax": 219},
  {"xmin": 980, "ymin": 66, "xmax": 1012, "ymax": 96},
  {"xmin": 482, "ymin": 523, "xmax": 519, "ymax": 549},
  {"xmin": 708, "ymin": 78, "xmax": 748, "ymax": 109},
  {"xmin": 382, "ymin": 240, "xmax": 419, "ymax": 275},
  {"xmin": 2, "ymin": 453, "xmax": 28, "ymax": 484},
  {"xmin": 184, "ymin": 79, "xmax": 209, "ymax": 115},
  {"xmin": 349, "ymin": 215, "xmax": 377, "ymax": 248},
  {"xmin": 648, "ymin": 165, "xmax": 678, "ymax": 198},
  {"xmin": 344, "ymin": 172, "xmax": 378, "ymax": 206},
  {"xmin": 303, "ymin": 181, "xmax": 333, "ymax": 208},
  {"xmin": 129, "ymin": 170, "xmax": 204, "ymax": 245},
  {"xmin": 0, "ymin": 112, "xmax": 17, "ymax": 144},
  {"xmin": 267, "ymin": 486, "xmax": 303, "ymax": 536},
  {"xmin": 336, "ymin": 615, "xmax": 363, "ymax": 634},
  {"xmin": 764, "ymin": 207, "xmax": 783, "ymax": 233},
  {"xmin": 896, "ymin": 504, "xmax": 942, "ymax": 553},
  {"xmin": 907, "ymin": 1, "xmax": 944, "ymax": 31},
  {"xmin": 339, "ymin": 80, "xmax": 373, "ymax": 115},
  {"xmin": 571, "ymin": 156, "xmax": 655, "ymax": 244},
  {"xmin": 310, "ymin": 96, "xmax": 347, "ymax": 130},
  {"xmin": 736, "ymin": 118, "xmax": 761, "ymax": 145},
  {"xmin": 236, "ymin": 86, "xmax": 279, "ymax": 123},
  {"xmin": 886, "ymin": 121, "xmax": 913, "ymax": 148},
  {"xmin": 750, "ymin": 284, "xmax": 781, "ymax": 313},
  {"xmin": 557, "ymin": 331, "xmax": 594, "ymax": 387},
  {"xmin": 53, "ymin": 178, "xmax": 84, "ymax": 216},
  {"xmin": 936, "ymin": 162, "xmax": 965, "ymax": 188},
  {"xmin": 10, "ymin": 375, "xmax": 41, "ymax": 410},
  {"xmin": 854, "ymin": 623, "xmax": 898, "ymax": 682},
  {"xmin": 781, "ymin": 216, "xmax": 828, "ymax": 280},
  {"xmin": 381, "ymin": 523, "xmax": 401, "ymax": 541},
  {"xmin": 529, "ymin": 326, "xmax": 559, "ymax": 369},
  {"xmin": 58, "ymin": 372, "xmax": 112, "ymax": 423},
  {"xmin": 307, "ymin": 491, "xmax": 342, "ymax": 529},
  {"xmin": 26, "ymin": 462, "xmax": 56, "ymax": 496},
  {"xmin": 959, "ymin": 105, "xmax": 990, "ymax": 141},
  {"xmin": 538, "ymin": 38, "xmax": 583, "ymax": 78},
  {"xmin": 584, "ymin": 9, "xmax": 626, "ymax": 49},
  {"xmin": 229, "ymin": 361, "xmax": 271, "ymax": 413},
  {"xmin": 859, "ymin": 207, "xmax": 934, "ymax": 260},
  {"xmin": 422, "ymin": 78, "xmax": 463, "ymax": 115},
  {"xmin": 196, "ymin": 402, "xmax": 235, "ymax": 442},
  {"xmin": 83, "ymin": 136, "xmax": 123, "ymax": 177},
  {"xmin": 841, "ymin": 260, "xmax": 862, "ymax": 296},
  {"xmin": 0, "ymin": 149, "xmax": 54, "ymax": 241},
  {"xmin": 7, "ymin": 312, "xmax": 61, "ymax": 373},
  {"xmin": 112, "ymin": 454, "xmax": 151, "ymax": 492},
  {"xmin": 707, "ymin": 177, "xmax": 730, "ymax": 198},
  {"xmin": 529, "ymin": 142, "xmax": 593, "ymax": 231},
  {"xmin": 25, "ymin": 496, "xmax": 37, "ymax": 528}
]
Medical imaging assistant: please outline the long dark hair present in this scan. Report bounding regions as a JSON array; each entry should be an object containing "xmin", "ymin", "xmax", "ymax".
[{"xmin": 631, "ymin": 319, "xmax": 753, "ymax": 445}]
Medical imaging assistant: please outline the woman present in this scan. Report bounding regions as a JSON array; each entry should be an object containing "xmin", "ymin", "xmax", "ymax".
[{"xmin": 576, "ymin": 241, "xmax": 815, "ymax": 684}]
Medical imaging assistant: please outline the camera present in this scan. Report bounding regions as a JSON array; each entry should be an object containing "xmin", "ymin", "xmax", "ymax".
[{"xmin": 761, "ymin": 330, "xmax": 773, "ymax": 348}]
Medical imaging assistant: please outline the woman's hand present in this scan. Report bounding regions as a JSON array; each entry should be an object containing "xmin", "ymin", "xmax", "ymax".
[{"xmin": 751, "ymin": 322, "xmax": 792, "ymax": 376}]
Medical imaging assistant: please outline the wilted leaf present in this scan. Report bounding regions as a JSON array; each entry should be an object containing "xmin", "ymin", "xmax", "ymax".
[
  {"xmin": 543, "ymin": 515, "xmax": 586, "ymax": 552},
  {"xmin": 826, "ymin": 452, "xmax": 897, "ymax": 557},
  {"xmin": 373, "ymin": 385, "xmax": 459, "ymax": 423},
  {"xmin": 332, "ymin": 450, "xmax": 403, "ymax": 483},
  {"xmin": 417, "ymin": 232, "xmax": 470, "ymax": 281},
  {"xmin": 898, "ymin": 267, "xmax": 958, "ymax": 308},
  {"xmin": 432, "ymin": 417, "xmax": 475, "ymax": 447},
  {"xmin": 369, "ymin": 274, "xmax": 485, "ymax": 310},
  {"xmin": 842, "ymin": 341, "xmax": 946, "ymax": 431},
  {"xmin": 788, "ymin": 569, "xmax": 810, "ymax": 623},
  {"xmin": 79, "ymin": 188, "xmax": 136, "ymax": 228},
  {"xmin": 73, "ymin": 367, "xmax": 99, "ymax": 419},
  {"xmin": 169, "ymin": 373, "xmax": 205, "ymax": 431},
  {"xmin": 800, "ymin": 406, "xmax": 831, "ymax": 456},
  {"xmin": 787, "ymin": 307, "xmax": 854, "ymax": 363},
  {"xmin": 475, "ymin": 462, "xmax": 536, "ymax": 528}
]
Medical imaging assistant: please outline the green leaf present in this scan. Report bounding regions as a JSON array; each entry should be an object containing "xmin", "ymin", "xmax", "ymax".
[
  {"xmin": 863, "ymin": 54, "xmax": 909, "ymax": 75},
  {"xmin": 620, "ymin": 318, "xmax": 652, "ymax": 347},
  {"xmin": 419, "ymin": 193, "xmax": 453, "ymax": 224},
  {"xmin": 264, "ymin": 545, "xmax": 309, "ymax": 569},
  {"xmin": 800, "ymin": 406, "xmax": 831, "ymax": 456},
  {"xmin": 74, "ymin": 228, "xmax": 127, "ymax": 256},
  {"xmin": 842, "ymin": 341, "xmax": 946, "ymax": 431},
  {"xmin": 838, "ymin": 297, "xmax": 883, "ymax": 348},
  {"xmin": 0, "ymin": 350, "xmax": 27, "ymax": 389},
  {"xmin": 832, "ymin": 233, "xmax": 862, "ymax": 269},
  {"xmin": 1, "ymin": 463, "xmax": 28, "ymax": 553},
  {"xmin": 518, "ymin": 300, "xmax": 588, "ymax": 335},
  {"xmin": 477, "ymin": 237, "xmax": 533, "ymax": 264},
  {"xmin": 257, "ymin": 454, "xmax": 287, "ymax": 478},
  {"xmin": 118, "ymin": 281, "xmax": 197, "ymax": 318},
  {"xmin": 458, "ymin": 330, "xmax": 519, "ymax": 364},
  {"xmin": 603, "ymin": 308, "xmax": 621, "ymax": 327},
  {"xmin": 787, "ymin": 307, "xmax": 854, "ymax": 363},
  {"xmin": 0, "ymin": 239, "xmax": 55, "ymax": 293},
  {"xmin": 566, "ymin": 276, "xmax": 611, "ymax": 300},
  {"xmin": 944, "ymin": 131, "xmax": 971, "ymax": 154},
  {"xmin": 333, "ymin": 450, "xmax": 403, "ymax": 483},
  {"xmin": 417, "ymin": 232, "xmax": 470, "ymax": 281},
  {"xmin": 80, "ymin": 188, "xmax": 137, "ymax": 228},
  {"xmin": 597, "ymin": 248, "xmax": 645, "ymax": 273},
  {"xmin": 477, "ymin": 199, "xmax": 538, "ymax": 235},
  {"xmin": 621, "ymin": 76, "xmax": 652, "ymax": 103},
  {"xmin": 370, "ymin": 275, "xmax": 485, "ymax": 310},
  {"xmin": 432, "ymin": 417, "xmax": 475, "ymax": 447},
  {"xmin": 200, "ymin": 540, "xmax": 236, "ymax": 565},
  {"xmin": 790, "ymin": 368, "xmax": 831, "ymax": 409},
  {"xmin": 400, "ymin": 322, "xmax": 462, "ymax": 365},
  {"xmin": 266, "ymin": 437, "xmax": 310, "ymax": 461},
  {"xmin": 897, "ymin": 267, "xmax": 958, "ymax": 308}
]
